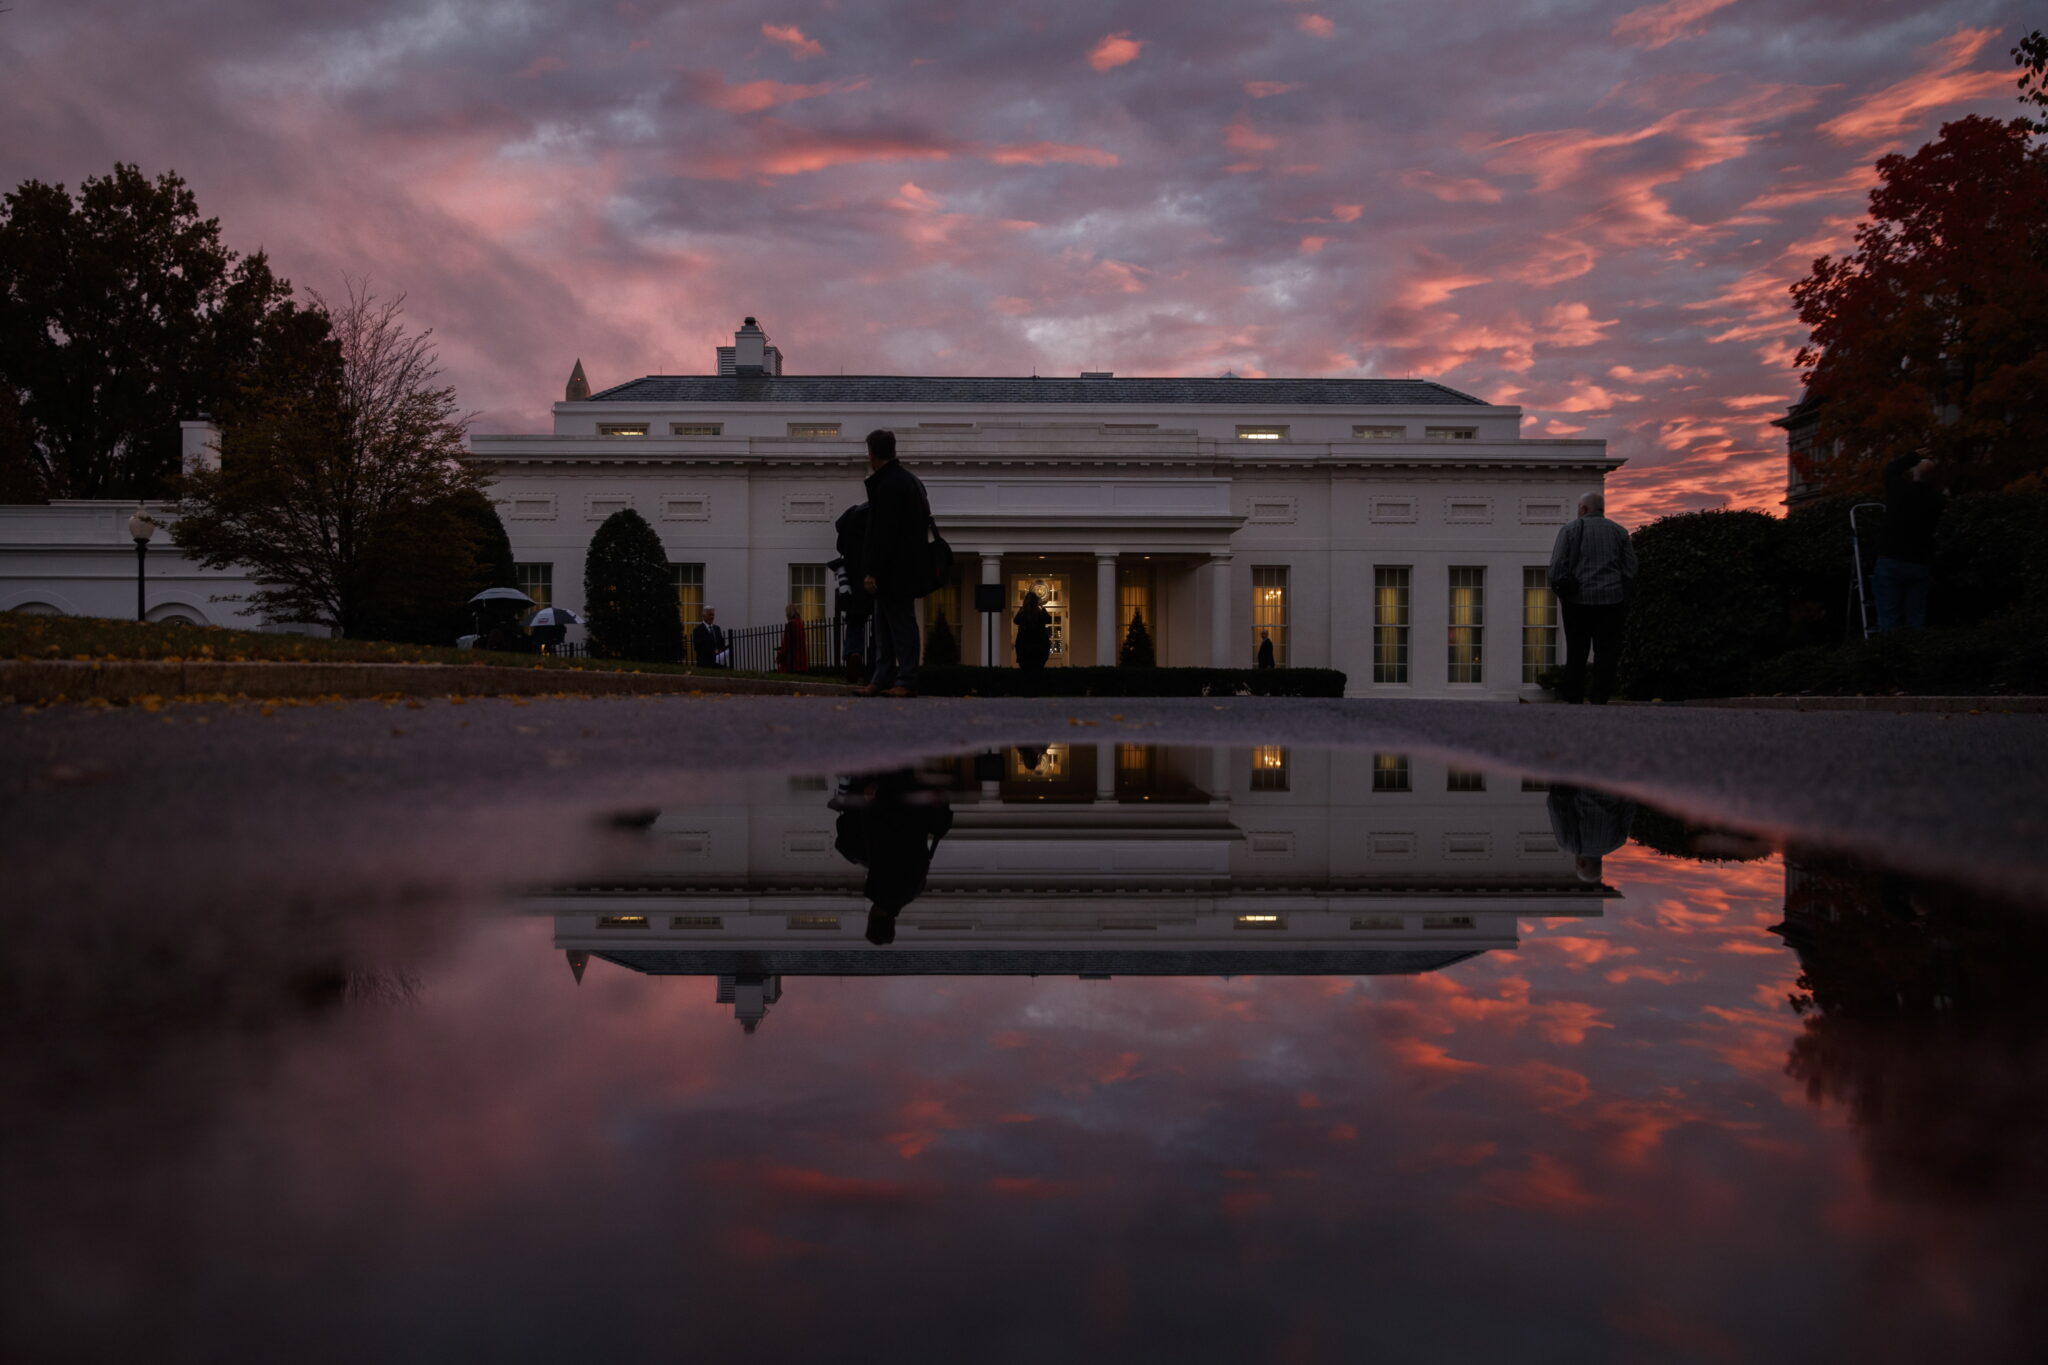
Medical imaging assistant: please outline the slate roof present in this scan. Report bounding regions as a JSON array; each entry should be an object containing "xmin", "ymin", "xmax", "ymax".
[
  {"xmin": 595, "ymin": 947, "xmax": 1484, "ymax": 977},
  {"xmin": 583, "ymin": 375, "xmax": 1488, "ymax": 406}
]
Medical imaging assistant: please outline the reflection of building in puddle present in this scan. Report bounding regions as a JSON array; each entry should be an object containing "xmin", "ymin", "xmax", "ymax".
[{"xmin": 537, "ymin": 747, "xmax": 1617, "ymax": 1030}]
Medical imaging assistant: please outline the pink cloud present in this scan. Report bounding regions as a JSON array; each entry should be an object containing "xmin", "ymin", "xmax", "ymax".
[
  {"xmin": 1088, "ymin": 32, "xmax": 1143, "ymax": 72},
  {"xmin": 1331, "ymin": 204, "xmax": 1362, "ymax": 222},
  {"xmin": 1223, "ymin": 115, "xmax": 1279, "ymax": 152},
  {"xmin": 1400, "ymin": 169, "xmax": 1505, "ymax": 203},
  {"xmin": 1611, "ymin": 0, "xmax": 1740, "ymax": 51},
  {"xmin": 688, "ymin": 73, "xmax": 867, "ymax": 114},
  {"xmin": 1819, "ymin": 27, "xmax": 2013, "ymax": 145},
  {"xmin": 761, "ymin": 22, "xmax": 825, "ymax": 60},
  {"xmin": 1296, "ymin": 14, "xmax": 1335, "ymax": 38},
  {"xmin": 982, "ymin": 141, "xmax": 1120, "ymax": 167},
  {"xmin": 1244, "ymin": 81, "xmax": 1303, "ymax": 99},
  {"xmin": 1299, "ymin": 235, "xmax": 1329, "ymax": 253}
]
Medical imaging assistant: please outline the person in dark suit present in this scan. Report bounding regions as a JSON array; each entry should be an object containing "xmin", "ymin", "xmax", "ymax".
[
  {"xmin": 1256, "ymin": 631, "xmax": 1276, "ymax": 669},
  {"xmin": 859, "ymin": 430, "xmax": 931, "ymax": 697},
  {"xmin": 1013, "ymin": 590, "xmax": 1052, "ymax": 670},
  {"xmin": 690, "ymin": 607, "xmax": 726, "ymax": 667},
  {"xmin": 830, "ymin": 769, "xmax": 954, "ymax": 945}
]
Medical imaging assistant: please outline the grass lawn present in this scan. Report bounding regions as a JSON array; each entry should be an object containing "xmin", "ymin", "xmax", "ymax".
[{"xmin": 0, "ymin": 613, "xmax": 813, "ymax": 682}]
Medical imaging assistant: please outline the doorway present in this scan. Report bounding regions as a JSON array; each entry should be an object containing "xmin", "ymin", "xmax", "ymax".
[{"xmin": 1009, "ymin": 572, "xmax": 1070, "ymax": 665}]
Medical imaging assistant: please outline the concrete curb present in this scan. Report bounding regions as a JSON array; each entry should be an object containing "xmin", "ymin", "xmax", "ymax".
[
  {"xmin": 1684, "ymin": 695, "xmax": 2048, "ymax": 714},
  {"xmin": 0, "ymin": 659, "xmax": 859, "ymax": 703}
]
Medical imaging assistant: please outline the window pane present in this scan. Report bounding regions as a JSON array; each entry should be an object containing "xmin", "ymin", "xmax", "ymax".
[
  {"xmin": 1251, "ymin": 565, "xmax": 1288, "ymax": 666},
  {"xmin": 1371, "ymin": 753, "xmax": 1411, "ymax": 792},
  {"xmin": 1250, "ymin": 746, "xmax": 1289, "ymax": 792},
  {"xmin": 514, "ymin": 563, "xmax": 552, "ymax": 610},
  {"xmin": 1446, "ymin": 768, "xmax": 1487, "ymax": 792},
  {"xmin": 788, "ymin": 565, "xmax": 828, "ymax": 623},
  {"xmin": 1448, "ymin": 566, "xmax": 1485, "ymax": 683},
  {"xmin": 1522, "ymin": 566, "xmax": 1557, "ymax": 684},
  {"xmin": 671, "ymin": 563, "xmax": 705, "ymax": 626},
  {"xmin": 1373, "ymin": 566, "xmax": 1409, "ymax": 684}
]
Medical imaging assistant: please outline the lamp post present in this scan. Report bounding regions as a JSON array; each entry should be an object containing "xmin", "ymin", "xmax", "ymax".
[{"xmin": 127, "ymin": 505, "xmax": 160, "ymax": 622}]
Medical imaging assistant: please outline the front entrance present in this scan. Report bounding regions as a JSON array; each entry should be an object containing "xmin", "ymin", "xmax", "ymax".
[{"xmin": 1009, "ymin": 572, "xmax": 1070, "ymax": 666}]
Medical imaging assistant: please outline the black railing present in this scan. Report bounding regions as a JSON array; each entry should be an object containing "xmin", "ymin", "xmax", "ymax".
[{"xmin": 721, "ymin": 618, "xmax": 843, "ymax": 673}]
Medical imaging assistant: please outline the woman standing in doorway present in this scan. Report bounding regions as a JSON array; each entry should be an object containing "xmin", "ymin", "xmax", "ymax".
[{"xmin": 1013, "ymin": 590, "xmax": 1052, "ymax": 670}]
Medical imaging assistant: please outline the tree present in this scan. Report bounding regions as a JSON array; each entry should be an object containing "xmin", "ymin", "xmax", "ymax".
[
  {"xmin": 1119, "ymin": 607, "xmax": 1156, "ymax": 668},
  {"xmin": 583, "ymin": 507, "xmax": 681, "ymax": 662},
  {"xmin": 355, "ymin": 488, "xmax": 517, "ymax": 645},
  {"xmin": 2016, "ymin": 29, "xmax": 2047, "ymax": 136},
  {"xmin": 0, "ymin": 164, "xmax": 294, "ymax": 500},
  {"xmin": 923, "ymin": 608, "xmax": 960, "ymax": 666},
  {"xmin": 1791, "ymin": 117, "xmax": 2048, "ymax": 494},
  {"xmin": 1615, "ymin": 509, "xmax": 1787, "ymax": 700},
  {"xmin": 173, "ymin": 284, "xmax": 482, "ymax": 636}
]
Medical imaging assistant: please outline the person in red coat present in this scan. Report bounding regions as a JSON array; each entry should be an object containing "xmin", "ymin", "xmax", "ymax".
[{"xmin": 775, "ymin": 603, "xmax": 810, "ymax": 674}]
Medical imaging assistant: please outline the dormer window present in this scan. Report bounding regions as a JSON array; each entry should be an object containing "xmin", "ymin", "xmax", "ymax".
[
  {"xmin": 1354, "ymin": 425, "xmax": 1404, "ymax": 440},
  {"xmin": 788, "ymin": 422, "xmax": 841, "ymax": 438},
  {"xmin": 671, "ymin": 423, "xmax": 723, "ymax": 437},
  {"xmin": 1236, "ymin": 425, "xmax": 1288, "ymax": 441},
  {"xmin": 1425, "ymin": 426, "xmax": 1477, "ymax": 441},
  {"xmin": 597, "ymin": 423, "xmax": 649, "ymax": 436}
]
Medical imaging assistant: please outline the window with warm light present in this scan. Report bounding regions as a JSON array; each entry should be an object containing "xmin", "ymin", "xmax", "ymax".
[
  {"xmin": 1373, "ymin": 566, "xmax": 1409, "ymax": 683},
  {"xmin": 1235, "ymin": 425, "xmax": 1288, "ymax": 441},
  {"xmin": 1448, "ymin": 566, "xmax": 1485, "ymax": 683},
  {"xmin": 668, "ymin": 563, "xmax": 705, "ymax": 628},
  {"xmin": 787, "ymin": 422, "xmax": 841, "ymax": 438},
  {"xmin": 788, "ymin": 565, "xmax": 828, "ymax": 623},
  {"xmin": 1010, "ymin": 744, "xmax": 1069, "ymax": 780},
  {"xmin": 671, "ymin": 422, "xmax": 722, "ymax": 437},
  {"xmin": 597, "ymin": 423, "xmax": 649, "ymax": 436},
  {"xmin": 1250, "ymin": 746, "xmax": 1289, "ymax": 792},
  {"xmin": 514, "ymin": 563, "xmax": 553, "ymax": 610},
  {"xmin": 597, "ymin": 915, "xmax": 648, "ymax": 929},
  {"xmin": 1117, "ymin": 744, "xmax": 1152, "ymax": 773},
  {"xmin": 1372, "ymin": 753, "xmax": 1411, "ymax": 792},
  {"xmin": 1522, "ymin": 566, "xmax": 1558, "ymax": 684},
  {"xmin": 1251, "ymin": 565, "xmax": 1288, "ymax": 665},
  {"xmin": 1234, "ymin": 914, "xmax": 1286, "ymax": 930}
]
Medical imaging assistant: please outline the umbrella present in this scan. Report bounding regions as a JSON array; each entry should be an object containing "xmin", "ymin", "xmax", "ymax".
[
  {"xmin": 528, "ymin": 606, "xmax": 581, "ymax": 627},
  {"xmin": 469, "ymin": 587, "xmax": 535, "ymax": 605}
]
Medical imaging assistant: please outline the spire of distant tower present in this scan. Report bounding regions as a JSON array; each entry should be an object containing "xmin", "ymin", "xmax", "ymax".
[
  {"xmin": 566, "ymin": 950, "xmax": 588, "ymax": 984},
  {"xmin": 565, "ymin": 359, "xmax": 591, "ymax": 403}
]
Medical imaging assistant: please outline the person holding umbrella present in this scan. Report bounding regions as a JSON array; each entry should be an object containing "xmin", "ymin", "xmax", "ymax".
[
  {"xmin": 468, "ymin": 586, "xmax": 536, "ymax": 652},
  {"xmin": 528, "ymin": 605, "xmax": 580, "ymax": 655}
]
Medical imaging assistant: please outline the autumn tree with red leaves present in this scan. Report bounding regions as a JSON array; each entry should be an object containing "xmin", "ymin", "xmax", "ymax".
[{"xmin": 1791, "ymin": 115, "xmax": 2048, "ymax": 495}]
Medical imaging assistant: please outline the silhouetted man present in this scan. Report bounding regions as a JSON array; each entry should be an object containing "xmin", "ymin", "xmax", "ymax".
[
  {"xmin": 691, "ymin": 607, "xmax": 726, "ymax": 667},
  {"xmin": 859, "ymin": 429, "xmax": 931, "ymax": 697},
  {"xmin": 1546, "ymin": 784, "xmax": 1638, "ymax": 884},
  {"xmin": 1548, "ymin": 490, "xmax": 1637, "ymax": 705},
  {"xmin": 830, "ymin": 770, "xmax": 954, "ymax": 944}
]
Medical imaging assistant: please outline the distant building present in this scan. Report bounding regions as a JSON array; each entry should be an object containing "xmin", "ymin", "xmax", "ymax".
[
  {"xmin": 472, "ymin": 318, "xmax": 1622, "ymax": 697},
  {"xmin": 1774, "ymin": 393, "xmax": 1830, "ymax": 508}
]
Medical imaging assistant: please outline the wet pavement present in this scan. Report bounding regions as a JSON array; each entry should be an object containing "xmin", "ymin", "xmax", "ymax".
[{"xmin": 5, "ymin": 700, "xmax": 2048, "ymax": 1362}]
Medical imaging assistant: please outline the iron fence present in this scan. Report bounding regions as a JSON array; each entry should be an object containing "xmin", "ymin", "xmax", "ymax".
[{"xmin": 722, "ymin": 618, "xmax": 843, "ymax": 673}]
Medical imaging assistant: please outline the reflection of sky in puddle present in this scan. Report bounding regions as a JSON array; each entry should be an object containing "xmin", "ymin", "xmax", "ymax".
[{"xmin": 9, "ymin": 746, "xmax": 2045, "ymax": 1362}]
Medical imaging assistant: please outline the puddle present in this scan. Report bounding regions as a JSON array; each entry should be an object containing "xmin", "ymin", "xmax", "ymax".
[{"xmin": 7, "ymin": 744, "xmax": 2045, "ymax": 1362}]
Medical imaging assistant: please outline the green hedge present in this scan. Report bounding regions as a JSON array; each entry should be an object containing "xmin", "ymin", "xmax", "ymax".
[
  {"xmin": 1617, "ymin": 509, "xmax": 1787, "ymax": 701},
  {"xmin": 917, "ymin": 666, "xmax": 1347, "ymax": 698},
  {"xmin": 1748, "ymin": 612, "xmax": 2048, "ymax": 696}
]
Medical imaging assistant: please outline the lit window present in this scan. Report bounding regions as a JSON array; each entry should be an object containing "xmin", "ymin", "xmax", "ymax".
[
  {"xmin": 597, "ymin": 915, "xmax": 648, "ymax": 929},
  {"xmin": 1234, "ymin": 914, "xmax": 1286, "ymax": 930},
  {"xmin": 1251, "ymin": 746, "xmax": 1289, "ymax": 792},
  {"xmin": 1353, "ymin": 425, "xmax": 1404, "ymax": 440},
  {"xmin": 1425, "ymin": 426, "xmax": 1477, "ymax": 441},
  {"xmin": 1522, "ymin": 567, "xmax": 1558, "ymax": 684},
  {"xmin": 788, "ymin": 422, "xmax": 841, "ymax": 438},
  {"xmin": 1117, "ymin": 744, "xmax": 1152, "ymax": 773},
  {"xmin": 1446, "ymin": 769, "xmax": 1487, "ymax": 792},
  {"xmin": 1251, "ymin": 565, "xmax": 1288, "ymax": 666},
  {"xmin": 671, "ymin": 423, "xmax": 722, "ymax": 437},
  {"xmin": 1011, "ymin": 744, "xmax": 1069, "ymax": 780},
  {"xmin": 671, "ymin": 563, "xmax": 705, "ymax": 627},
  {"xmin": 1448, "ymin": 566, "xmax": 1485, "ymax": 684},
  {"xmin": 514, "ymin": 563, "xmax": 553, "ymax": 610},
  {"xmin": 1235, "ymin": 425, "xmax": 1288, "ymax": 440},
  {"xmin": 1373, "ymin": 567, "xmax": 1409, "ymax": 684},
  {"xmin": 789, "ymin": 564, "xmax": 828, "ymax": 623},
  {"xmin": 1372, "ymin": 753, "xmax": 1411, "ymax": 793},
  {"xmin": 597, "ymin": 423, "xmax": 649, "ymax": 436}
]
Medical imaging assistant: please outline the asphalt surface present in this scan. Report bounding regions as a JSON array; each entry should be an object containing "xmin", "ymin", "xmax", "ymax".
[{"xmin": 7, "ymin": 694, "xmax": 2047, "ymax": 913}]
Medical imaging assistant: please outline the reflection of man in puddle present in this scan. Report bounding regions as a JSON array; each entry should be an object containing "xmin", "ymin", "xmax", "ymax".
[
  {"xmin": 1546, "ymin": 784, "xmax": 1638, "ymax": 883},
  {"xmin": 830, "ymin": 770, "xmax": 954, "ymax": 945}
]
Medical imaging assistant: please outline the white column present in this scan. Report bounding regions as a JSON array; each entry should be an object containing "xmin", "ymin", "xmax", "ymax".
[
  {"xmin": 980, "ymin": 553, "xmax": 1003, "ymax": 666},
  {"xmin": 1208, "ymin": 554, "xmax": 1235, "ymax": 668},
  {"xmin": 1096, "ymin": 742, "xmax": 1116, "ymax": 800},
  {"xmin": 1095, "ymin": 552, "xmax": 1118, "ymax": 667}
]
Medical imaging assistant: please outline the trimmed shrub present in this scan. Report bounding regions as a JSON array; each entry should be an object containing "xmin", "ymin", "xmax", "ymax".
[
  {"xmin": 583, "ymin": 508, "xmax": 682, "ymax": 662},
  {"xmin": 1932, "ymin": 489, "xmax": 2048, "ymax": 626},
  {"xmin": 1617, "ymin": 509, "xmax": 1787, "ymax": 700},
  {"xmin": 918, "ymin": 666, "xmax": 1346, "ymax": 698},
  {"xmin": 924, "ymin": 608, "xmax": 961, "ymax": 666},
  {"xmin": 1749, "ymin": 612, "xmax": 2048, "ymax": 696},
  {"xmin": 1119, "ymin": 608, "xmax": 1157, "ymax": 669}
]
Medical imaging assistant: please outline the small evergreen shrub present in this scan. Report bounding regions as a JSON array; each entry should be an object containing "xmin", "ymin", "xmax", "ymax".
[
  {"xmin": 583, "ymin": 508, "xmax": 682, "ymax": 662},
  {"xmin": 924, "ymin": 608, "xmax": 961, "ymax": 666},
  {"xmin": 1119, "ymin": 608, "xmax": 1157, "ymax": 669}
]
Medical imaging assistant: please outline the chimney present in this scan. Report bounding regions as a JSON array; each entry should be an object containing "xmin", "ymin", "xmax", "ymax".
[
  {"xmin": 180, "ymin": 419, "xmax": 220, "ymax": 474},
  {"xmin": 733, "ymin": 316, "xmax": 775, "ymax": 376},
  {"xmin": 565, "ymin": 359, "xmax": 591, "ymax": 402}
]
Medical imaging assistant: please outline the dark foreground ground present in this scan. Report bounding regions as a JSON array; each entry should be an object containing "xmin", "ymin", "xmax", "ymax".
[{"xmin": 7, "ymin": 694, "xmax": 2046, "ymax": 913}]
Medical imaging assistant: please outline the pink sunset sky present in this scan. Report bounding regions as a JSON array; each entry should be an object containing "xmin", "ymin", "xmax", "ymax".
[{"xmin": 1, "ymin": 0, "xmax": 2036, "ymax": 522}]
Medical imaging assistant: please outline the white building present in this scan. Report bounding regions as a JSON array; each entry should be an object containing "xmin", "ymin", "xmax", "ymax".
[{"xmin": 473, "ymin": 318, "xmax": 1620, "ymax": 697}]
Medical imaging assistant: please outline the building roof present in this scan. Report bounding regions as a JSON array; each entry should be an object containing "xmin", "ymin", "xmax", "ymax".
[
  {"xmin": 594, "ymin": 947, "xmax": 1484, "ymax": 977},
  {"xmin": 583, "ymin": 375, "xmax": 1489, "ymax": 406}
]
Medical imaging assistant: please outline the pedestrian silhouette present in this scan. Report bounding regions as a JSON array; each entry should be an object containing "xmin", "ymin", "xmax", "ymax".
[
  {"xmin": 1545, "ymin": 783, "xmax": 1638, "ymax": 883},
  {"xmin": 830, "ymin": 769, "xmax": 954, "ymax": 944}
]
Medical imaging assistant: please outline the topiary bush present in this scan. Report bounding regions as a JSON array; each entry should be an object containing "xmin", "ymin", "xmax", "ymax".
[
  {"xmin": 924, "ymin": 608, "xmax": 961, "ymax": 666},
  {"xmin": 918, "ymin": 666, "xmax": 1346, "ymax": 698},
  {"xmin": 1119, "ymin": 608, "xmax": 1157, "ymax": 669},
  {"xmin": 1616, "ymin": 509, "xmax": 1788, "ymax": 700},
  {"xmin": 582, "ymin": 508, "xmax": 682, "ymax": 662}
]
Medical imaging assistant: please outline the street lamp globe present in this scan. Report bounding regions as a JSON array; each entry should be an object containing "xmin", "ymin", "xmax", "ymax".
[{"xmin": 128, "ymin": 506, "xmax": 159, "ymax": 544}]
